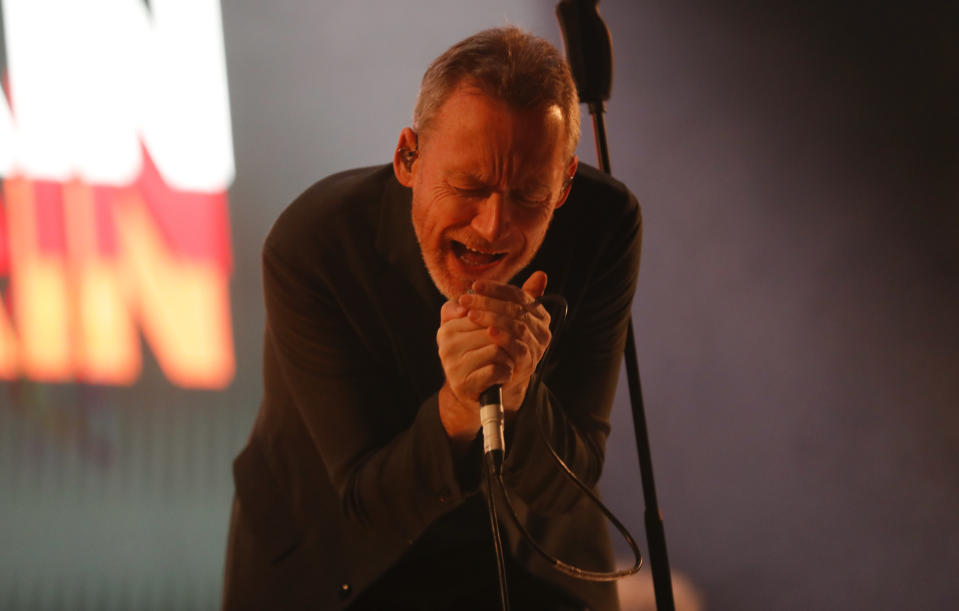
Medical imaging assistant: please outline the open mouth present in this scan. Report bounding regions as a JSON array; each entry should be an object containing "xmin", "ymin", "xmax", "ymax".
[{"xmin": 451, "ymin": 240, "xmax": 507, "ymax": 268}]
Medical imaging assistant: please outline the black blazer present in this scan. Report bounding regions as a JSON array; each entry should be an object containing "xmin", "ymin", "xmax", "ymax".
[{"xmin": 223, "ymin": 164, "xmax": 641, "ymax": 610}]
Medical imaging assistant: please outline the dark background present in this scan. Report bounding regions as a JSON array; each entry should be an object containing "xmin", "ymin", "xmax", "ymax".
[{"xmin": 2, "ymin": 1, "xmax": 957, "ymax": 609}]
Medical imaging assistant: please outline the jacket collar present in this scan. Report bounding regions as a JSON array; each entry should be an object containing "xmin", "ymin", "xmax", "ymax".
[{"xmin": 373, "ymin": 166, "xmax": 446, "ymax": 308}]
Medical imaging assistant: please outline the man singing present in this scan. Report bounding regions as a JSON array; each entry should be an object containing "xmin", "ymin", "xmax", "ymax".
[{"xmin": 223, "ymin": 26, "xmax": 641, "ymax": 611}]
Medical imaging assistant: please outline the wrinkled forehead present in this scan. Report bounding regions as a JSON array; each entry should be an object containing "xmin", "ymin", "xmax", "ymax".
[
  {"xmin": 425, "ymin": 96, "xmax": 567, "ymax": 184},
  {"xmin": 421, "ymin": 83, "xmax": 567, "ymax": 146}
]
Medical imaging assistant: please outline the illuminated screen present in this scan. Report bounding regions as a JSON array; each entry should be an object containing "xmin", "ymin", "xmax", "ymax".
[
  {"xmin": 0, "ymin": 0, "xmax": 235, "ymax": 389},
  {"xmin": 0, "ymin": 1, "xmax": 240, "ymax": 608}
]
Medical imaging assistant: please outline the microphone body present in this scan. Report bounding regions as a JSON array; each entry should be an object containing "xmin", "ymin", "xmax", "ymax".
[{"xmin": 479, "ymin": 386, "xmax": 505, "ymax": 458}]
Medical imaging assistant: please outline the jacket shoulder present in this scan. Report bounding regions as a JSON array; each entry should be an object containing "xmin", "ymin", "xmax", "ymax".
[
  {"xmin": 569, "ymin": 163, "xmax": 639, "ymax": 216},
  {"xmin": 263, "ymin": 164, "xmax": 396, "ymax": 260}
]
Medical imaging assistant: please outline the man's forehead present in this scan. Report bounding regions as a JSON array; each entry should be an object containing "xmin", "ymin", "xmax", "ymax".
[
  {"xmin": 429, "ymin": 84, "xmax": 564, "ymax": 128},
  {"xmin": 445, "ymin": 168, "xmax": 552, "ymax": 190},
  {"xmin": 421, "ymin": 96, "xmax": 564, "ymax": 155}
]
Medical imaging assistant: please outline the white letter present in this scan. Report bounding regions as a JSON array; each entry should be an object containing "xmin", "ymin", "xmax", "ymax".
[
  {"xmin": 3, "ymin": 0, "xmax": 234, "ymax": 190},
  {"xmin": 3, "ymin": 0, "xmax": 142, "ymax": 184},
  {"xmin": 140, "ymin": 0, "xmax": 235, "ymax": 192}
]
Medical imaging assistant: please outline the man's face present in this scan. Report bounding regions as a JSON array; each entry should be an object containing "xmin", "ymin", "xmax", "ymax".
[{"xmin": 399, "ymin": 85, "xmax": 576, "ymax": 299}]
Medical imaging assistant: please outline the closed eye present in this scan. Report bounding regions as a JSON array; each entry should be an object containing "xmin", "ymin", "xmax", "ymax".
[
  {"xmin": 512, "ymin": 190, "xmax": 551, "ymax": 208},
  {"xmin": 448, "ymin": 181, "xmax": 550, "ymax": 208},
  {"xmin": 453, "ymin": 186, "xmax": 490, "ymax": 198}
]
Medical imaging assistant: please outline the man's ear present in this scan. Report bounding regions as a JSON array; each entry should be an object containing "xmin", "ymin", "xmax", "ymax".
[
  {"xmin": 553, "ymin": 155, "xmax": 578, "ymax": 209},
  {"xmin": 393, "ymin": 128, "xmax": 419, "ymax": 187}
]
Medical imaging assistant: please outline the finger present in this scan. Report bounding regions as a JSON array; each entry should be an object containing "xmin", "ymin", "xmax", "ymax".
[
  {"xmin": 442, "ymin": 343, "xmax": 516, "ymax": 399},
  {"xmin": 466, "ymin": 308, "xmax": 537, "ymax": 343},
  {"xmin": 469, "ymin": 279, "xmax": 535, "ymax": 305},
  {"xmin": 460, "ymin": 292, "xmax": 549, "ymax": 325},
  {"xmin": 491, "ymin": 325, "xmax": 549, "ymax": 378},
  {"xmin": 466, "ymin": 299, "xmax": 532, "ymax": 336},
  {"xmin": 466, "ymin": 306, "xmax": 551, "ymax": 349},
  {"xmin": 460, "ymin": 292, "xmax": 527, "ymax": 318},
  {"xmin": 521, "ymin": 270, "xmax": 548, "ymax": 300},
  {"xmin": 462, "ymin": 361, "xmax": 513, "ymax": 393},
  {"xmin": 440, "ymin": 300, "xmax": 468, "ymax": 324},
  {"xmin": 441, "ymin": 341, "xmax": 504, "ymax": 372},
  {"xmin": 488, "ymin": 328, "xmax": 532, "ymax": 369},
  {"xmin": 438, "ymin": 321, "xmax": 519, "ymax": 372},
  {"xmin": 437, "ymin": 322, "xmax": 491, "ymax": 357},
  {"xmin": 439, "ymin": 309, "xmax": 486, "ymax": 333}
]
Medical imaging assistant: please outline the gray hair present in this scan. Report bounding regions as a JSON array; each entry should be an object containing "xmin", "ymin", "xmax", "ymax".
[{"xmin": 413, "ymin": 26, "xmax": 580, "ymax": 159}]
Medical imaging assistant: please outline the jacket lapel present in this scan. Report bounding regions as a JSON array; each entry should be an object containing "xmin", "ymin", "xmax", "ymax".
[{"xmin": 372, "ymin": 174, "xmax": 446, "ymax": 406}]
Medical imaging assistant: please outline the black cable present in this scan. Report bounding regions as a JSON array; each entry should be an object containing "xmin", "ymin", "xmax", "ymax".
[
  {"xmin": 484, "ymin": 451, "xmax": 510, "ymax": 611},
  {"xmin": 484, "ymin": 293, "xmax": 643, "ymax": 587},
  {"xmin": 496, "ymin": 453, "xmax": 642, "ymax": 581}
]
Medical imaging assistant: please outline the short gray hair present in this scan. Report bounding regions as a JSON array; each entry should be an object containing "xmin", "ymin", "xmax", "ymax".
[{"xmin": 413, "ymin": 26, "xmax": 580, "ymax": 159}]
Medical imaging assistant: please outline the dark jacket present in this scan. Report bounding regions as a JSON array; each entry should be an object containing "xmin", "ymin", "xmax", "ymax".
[{"xmin": 222, "ymin": 163, "xmax": 641, "ymax": 610}]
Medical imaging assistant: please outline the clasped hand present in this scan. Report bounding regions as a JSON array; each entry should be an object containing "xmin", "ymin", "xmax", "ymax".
[{"xmin": 437, "ymin": 271, "xmax": 552, "ymax": 443}]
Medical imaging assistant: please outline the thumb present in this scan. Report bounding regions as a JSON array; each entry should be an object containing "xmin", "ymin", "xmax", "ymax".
[
  {"xmin": 440, "ymin": 300, "xmax": 467, "ymax": 324},
  {"xmin": 521, "ymin": 271, "xmax": 548, "ymax": 300}
]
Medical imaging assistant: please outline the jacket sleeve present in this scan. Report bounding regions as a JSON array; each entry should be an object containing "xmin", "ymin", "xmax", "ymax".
[
  {"xmin": 260, "ymin": 237, "xmax": 477, "ymax": 548},
  {"xmin": 500, "ymin": 189, "xmax": 642, "ymax": 515}
]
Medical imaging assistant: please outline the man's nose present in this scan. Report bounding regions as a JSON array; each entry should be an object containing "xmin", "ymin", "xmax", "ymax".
[{"xmin": 470, "ymin": 193, "xmax": 508, "ymax": 242}]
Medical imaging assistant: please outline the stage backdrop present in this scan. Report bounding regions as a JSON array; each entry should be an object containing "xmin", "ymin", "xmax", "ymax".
[{"xmin": 1, "ymin": 1, "xmax": 957, "ymax": 609}]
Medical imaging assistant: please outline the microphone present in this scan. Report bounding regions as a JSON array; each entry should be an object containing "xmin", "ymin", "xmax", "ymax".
[
  {"xmin": 476, "ymin": 295, "xmax": 564, "ymax": 466},
  {"xmin": 479, "ymin": 385, "xmax": 505, "ymax": 462}
]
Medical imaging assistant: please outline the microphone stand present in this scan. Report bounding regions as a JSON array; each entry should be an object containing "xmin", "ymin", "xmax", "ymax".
[{"xmin": 555, "ymin": 2, "xmax": 677, "ymax": 609}]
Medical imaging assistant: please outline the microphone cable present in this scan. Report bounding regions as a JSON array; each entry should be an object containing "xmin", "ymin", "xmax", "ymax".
[
  {"xmin": 485, "ymin": 448, "xmax": 510, "ymax": 611},
  {"xmin": 482, "ymin": 293, "xmax": 643, "ymax": 611}
]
